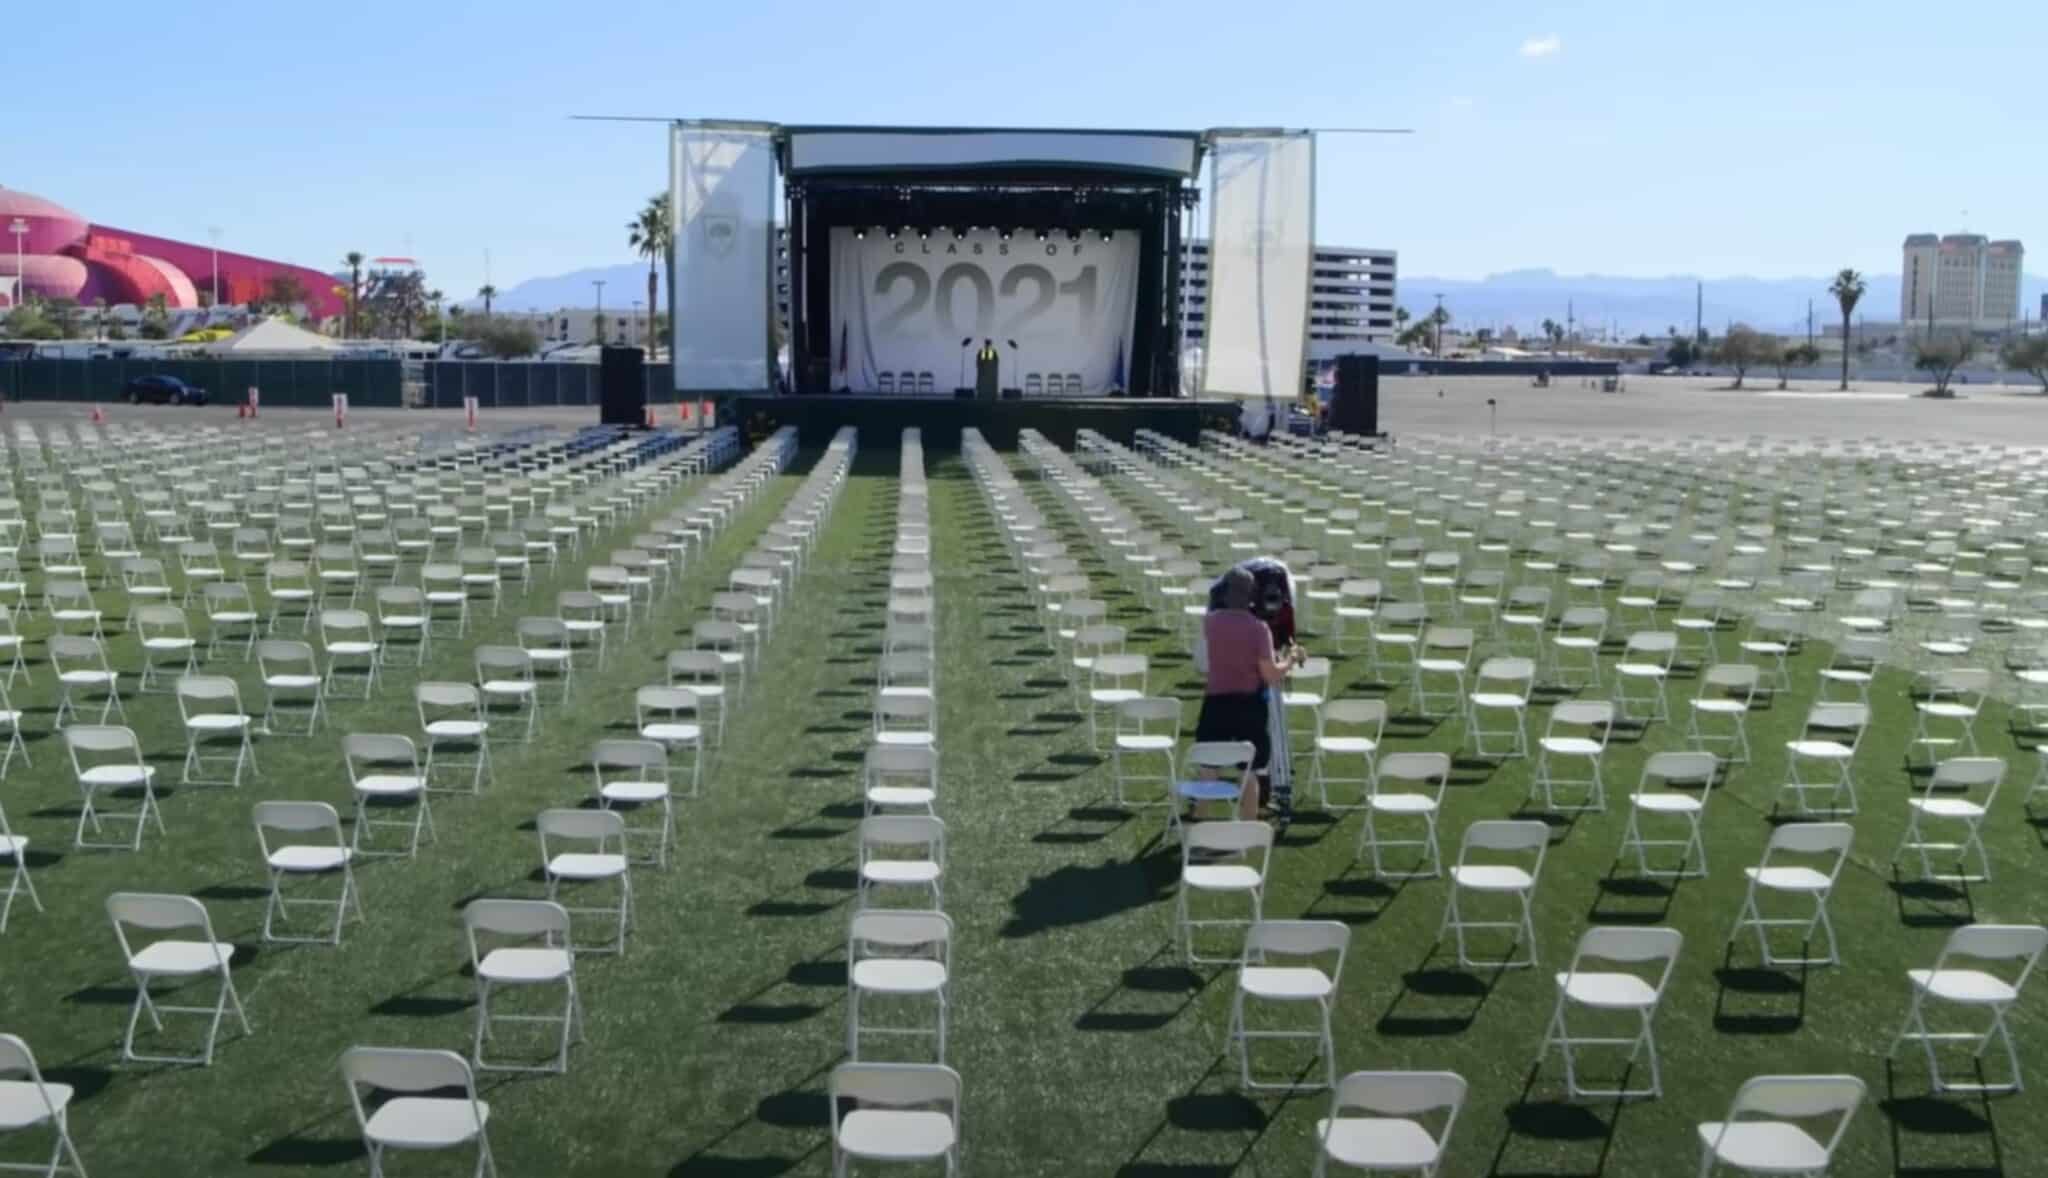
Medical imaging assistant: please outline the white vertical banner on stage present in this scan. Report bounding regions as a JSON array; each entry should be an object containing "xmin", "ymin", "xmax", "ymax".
[
  {"xmin": 670, "ymin": 120, "xmax": 777, "ymax": 392},
  {"xmin": 1199, "ymin": 130, "xmax": 1314, "ymax": 400}
]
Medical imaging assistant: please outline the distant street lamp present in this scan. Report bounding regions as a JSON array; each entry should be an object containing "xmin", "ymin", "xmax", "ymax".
[
  {"xmin": 7, "ymin": 218, "xmax": 27, "ymax": 310},
  {"xmin": 592, "ymin": 279, "xmax": 606, "ymax": 344}
]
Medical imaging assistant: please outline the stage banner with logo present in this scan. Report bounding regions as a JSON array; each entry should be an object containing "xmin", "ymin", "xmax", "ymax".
[
  {"xmin": 1199, "ymin": 130, "xmax": 1314, "ymax": 400},
  {"xmin": 828, "ymin": 228, "xmax": 1139, "ymax": 395},
  {"xmin": 670, "ymin": 121, "xmax": 777, "ymax": 392}
]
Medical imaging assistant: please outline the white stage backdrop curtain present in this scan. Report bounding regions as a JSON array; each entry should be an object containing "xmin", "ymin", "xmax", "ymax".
[
  {"xmin": 828, "ymin": 228, "xmax": 1139, "ymax": 394},
  {"xmin": 670, "ymin": 121, "xmax": 777, "ymax": 391},
  {"xmin": 1199, "ymin": 131, "xmax": 1314, "ymax": 399}
]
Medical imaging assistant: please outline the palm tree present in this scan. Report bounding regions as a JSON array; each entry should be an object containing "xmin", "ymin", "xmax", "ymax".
[
  {"xmin": 1829, "ymin": 269, "xmax": 1866, "ymax": 390},
  {"xmin": 477, "ymin": 284, "xmax": 497, "ymax": 318},
  {"xmin": 342, "ymin": 251, "xmax": 364, "ymax": 339},
  {"xmin": 428, "ymin": 288, "xmax": 445, "ymax": 342},
  {"xmin": 627, "ymin": 193, "xmax": 670, "ymax": 358},
  {"xmin": 1541, "ymin": 317, "xmax": 1559, "ymax": 356}
]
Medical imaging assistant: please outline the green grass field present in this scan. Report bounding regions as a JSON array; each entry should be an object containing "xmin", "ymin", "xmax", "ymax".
[{"xmin": 2, "ymin": 440, "xmax": 2043, "ymax": 1176}]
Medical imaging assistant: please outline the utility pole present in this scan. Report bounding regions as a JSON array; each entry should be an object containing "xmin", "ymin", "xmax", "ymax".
[{"xmin": 1566, "ymin": 299, "xmax": 1575, "ymax": 355}]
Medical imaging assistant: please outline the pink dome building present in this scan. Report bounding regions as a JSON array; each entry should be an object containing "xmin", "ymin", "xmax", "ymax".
[{"xmin": 1, "ymin": 186, "xmax": 343, "ymax": 322}]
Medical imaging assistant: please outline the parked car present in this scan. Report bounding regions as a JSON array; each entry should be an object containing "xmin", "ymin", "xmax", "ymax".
[{"xmin": 124, "ymin": 374, "xmax": 208, "ymax": 405}]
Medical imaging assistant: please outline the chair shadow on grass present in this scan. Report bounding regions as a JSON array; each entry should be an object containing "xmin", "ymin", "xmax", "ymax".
[
  {"xmin": 1375, "ymin": 943, "xmax": 1507, "ymax": 1037},
  {"xmin": 1303, "ymin": 863, "xmax": 1409, "ymax": 926},
  {"xmin": 665, "ymin": 1057, "xmax": 837, "ymax": 1176},
  {"xmin": 1585, "ymin": 866, "xmax": 1678, "ymax": 926},
  {"xmin": 1711, "ymin": 941, "xmax": 1808, "ymax": 1035},
  {"xmin": 1890, "ymin": 873, "xmax": 1977, "ymax": 929},
  {"xmin": 1075, "ymin": 943, "xmax": 1217, "ymax": 1032},
  {"xmin": 1483, "ymin": 1062, "xmax": 1626, "ymax": 1178},
  {"xmin": 1881, "ymin": 1060, "xmax": 2008, "ymax": 1178},
  {"xmin": 1001, "ymin": 845, "xmax": 1179, "ymax": 938},
  {"xmin": 1033, "ymin": 800, "xmax": 1134, "ymax": 846},
  {"xmin": 1114, "ymin": 1054, "xmax": 1285, "ymax": 1177}
]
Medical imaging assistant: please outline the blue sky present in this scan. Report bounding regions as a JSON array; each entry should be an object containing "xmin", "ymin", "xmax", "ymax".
[{"xmin": 13, "ymin": 0, "xmax": 2043, "ymax": 297}]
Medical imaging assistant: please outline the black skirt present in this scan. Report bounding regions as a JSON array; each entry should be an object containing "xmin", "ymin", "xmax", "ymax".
[{"xmin": 1196, "ymin": 689, "xmax": 1272, "ymax": 773}]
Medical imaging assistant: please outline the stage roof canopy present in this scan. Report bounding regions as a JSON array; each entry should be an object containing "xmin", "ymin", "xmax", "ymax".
[{"xmin": 777, "ymin": 125, "xmax": 1204, "ymax": 181}]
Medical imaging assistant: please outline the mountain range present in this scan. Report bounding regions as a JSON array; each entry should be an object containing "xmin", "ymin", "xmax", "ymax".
[{"xmin": 474, "ymin": 262, "xmax": 2048, "ymax": 339}]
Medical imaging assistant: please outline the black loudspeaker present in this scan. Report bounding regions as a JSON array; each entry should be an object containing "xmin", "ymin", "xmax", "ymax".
[
  {"xmin": 1332, "ymin": 353, "xmax": 1380, "ymax": 435},
  {"xmin": 599, "ymin": 346, "xmax": 647, "ymax": 426}
]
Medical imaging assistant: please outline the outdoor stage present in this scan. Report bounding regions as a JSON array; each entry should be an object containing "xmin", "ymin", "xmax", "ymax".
[{"xmin": 723, "ymin": 394, "xmax": 1222, "ymax": 448}]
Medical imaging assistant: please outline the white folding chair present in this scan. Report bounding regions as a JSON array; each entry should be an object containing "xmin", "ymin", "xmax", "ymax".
[
  {"xmin": 538, "ymin": 809, "xmax": 633, "ymax": 955},
  {"xmin": 418, "ymin": 682, "xmax": 492, "ymax": 794},
  {"xmin": 0, "ymin": 1032, "xmax": 88, "ymax": 1176},
  {"xmin": 865, "ymin": 743, "xmax": 938, "ymax": 817},
  {"xmin": 1617, "ymin": 751, "xmax": 1716, "ymax": 879},
  {"xmin": 344, "ymin": 734, "xmax": 434, "ymax": 858},
  {"xmin": 319, "ymin": 608, "xmax": 381, "ymax": 700},
  {"xmin": 1687, "ymin": 663, "xmax": 1759, "ymax": 764},
  {"xmin": 1465, "ymin": 657, "xmax": 1534, "ymax": 759},
  {"xmin": 1358, "ymin": 752, "xmax": 1450, "ymax": 880},
  {"xmin": 0, "ymin": 798, "xmax": 42, "ymax": 933},
  {"xmin": 846, "ymin": 909, "xmax": 953, "ymax": 1062},
  {"xmin": 592, "ymin": 738, "xmax": 675, "ymax": 866},
  {"xmin": 1696, "ymin": 1074, "xmax": 1864, "ymax": 1177},
  {"xmin": 1411, "ymin": 627, "xmax": 1475, "ymax": 718},
  {"xmin": 874, "ymin": 692, "xmax": 937, "ymax": 750},
  {"xmin": 1230, "ymin": 920, "xmax": 1351, "ymax": 1091},
  {"xmin": 858, "ymin": 816, "xmax": 945, "ymax": 910},
  {"xmin": 828, "ymin": 1062, "xmax": 961, "ymax": 1177},
  {"xmin": 203, "ymin": 581, "xmax": 261, "ymax": 662},
  {"xmin": 463, "ymin": 898, "xmax": 582, "ymax": 1074},
  {"xmin": 1612, "ymin": 631, "xmax": 1678, "ymax": 724},
  {"xmin": 1538, "ymin": 926, "xmax": 1683, "ymax": 1100},
  {"xmin": 1531, "ymin": 701, "xmax": 1614, "ymax": 814},
  {"xmin": 1313, "ymin": 699, "xmax": 1385, "ymax": 812},
  {"xmin": 475, "ymin": 646, "xmax": 538, "ymax": 742},
  {"xmin": 134, "ymin": 604, "xmax": 197, "ymax": 693},
  {"xmin": 253, "ymin": 800, "xmax": 361, "ymax": 945},
  {"xmin": 1283, "ymin": 656, "xmax": 1333, "ymax": 744},
  {"xmin": 518, "ymin": 617, "xmax": 574, "ymax": 701},
  {"xmin": 66, "ymin": 725, "xmax": 160, "ymax": 852},
  {"xmin": 1111, "ymin": 697, "xmax": 1179, "ymax": 807},
  {"xmin": 1177, "ymin": 820, "xmax": 1272, "ymax": 965},
  {"xmin": 1547, "ymin": 606, "xmax": 1608, "ymax": 689},
  {"xmin": 1779, "ymin": 703, "xmax": 1868, "ymax": 816},
  {"xmin": 49, "ymin": 636, "xmax": 121, "ymax": 727},
  {"xmin": 1438, "ymin": 820, "xmax": 1549, "ymax": 969},
  {"xmin": 667, "ymin": 650, "xmax": 730, "ymax": 746},
  {"xmin": 1910, "ymin": 667, "xmax": 1990, "ymax": 765},
  {"xmin": 1888, "ymin": 923, "xmax": 2048, "ymax": 1094},
  {"xmin": 176, "ymin": 675, "xmax": 256, "ymax": 787},
  {"xmin": 1170, "ymin": 741, "xmax": 1257, "ymax": 841},
  {"xmin": 1894, "ymin": 756, "xmax": 2004, "ymax": 884},
  {"xmin": 1087, "ymin": 654, "xmax": 1148, "ymax": 750},
  {"xmin": 340, "ymin": 1047, "xmax": 495, "ymax": 1178},
  {"xmin": 1315, "ymin": 1070, "xmax": 1465, "ymax": 1178},
  {"xmin": 255, "ymin": 639, "xmax": 323, "ymax": 735},
  {"xmin": 1727, "ymin": 822, "xmax": 1853, "ymax": 968},
  {"xmin": 635, "ymin": 686, "xmax": 704, "ymax": 798},
  {"xmin": 106, "ymin": 892, "xmax": 250, "ymax": 1066},
  {"xmin": 373, "ymin": 586, "xmax": 430, "ymax": 667}
]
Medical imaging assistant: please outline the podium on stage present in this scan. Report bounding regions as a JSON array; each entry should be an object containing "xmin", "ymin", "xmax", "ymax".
[{"xmin": 974, "ymin": 340, "xmax": 1000, "ymax": 400}]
